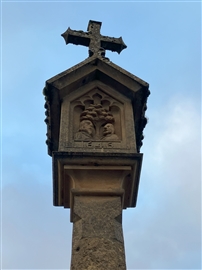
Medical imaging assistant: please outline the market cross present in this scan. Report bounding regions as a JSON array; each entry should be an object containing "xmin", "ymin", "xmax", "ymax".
[
  {"xmin": 44, "ymin": 19, "xmax": 150, "ymax": 269},
  {"xmin": 61, "ymin": 20, "xmax": 127, "ymax": 57}
]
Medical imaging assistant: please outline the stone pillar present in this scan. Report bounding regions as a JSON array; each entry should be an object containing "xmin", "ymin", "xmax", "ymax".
[
  {"xmin": 71, "ymin": 195, "xmax": 126, "ymax": 270},
  {"xmin": 44, "ymin": 19, "xmax": 150, "ymax": 270}
]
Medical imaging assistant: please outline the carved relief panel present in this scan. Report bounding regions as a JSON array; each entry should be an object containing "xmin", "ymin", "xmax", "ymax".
[{"xmin": 59, "ymin": 82, "xmax": 137, "ymax": 153}]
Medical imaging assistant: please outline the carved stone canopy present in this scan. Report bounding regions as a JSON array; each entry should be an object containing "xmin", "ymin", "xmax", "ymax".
[{"xmin": 43, "ymin": 54, "xmax": 150, "ymax": 156}]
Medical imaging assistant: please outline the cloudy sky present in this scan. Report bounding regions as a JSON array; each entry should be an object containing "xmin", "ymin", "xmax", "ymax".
[{"xmin": 1, "ymin": 1, "xmax": 201, "ymax": 269}]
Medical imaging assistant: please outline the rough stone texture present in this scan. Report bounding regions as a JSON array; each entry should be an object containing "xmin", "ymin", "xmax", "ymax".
[
  {"xmin": 61, "ymin": 20, "xmax": 127, "ymax": 57},
  {"xmin": 43, "ymin": 20, "xmax": 150, "ymax": 270},
  {"xmin": 52, "ymin": 152, "xmax": 143, "ymax": 209},
  {"xmin": 71, "ymin": 196, "xmax": 126, "ymax": 270},
  {"xmin": 58, "ymin": 83, "xmax": 137, "ymax": 154},
  {"xmin": 43, "ymin": 55, "xmax": 150, "ymax": 156}
]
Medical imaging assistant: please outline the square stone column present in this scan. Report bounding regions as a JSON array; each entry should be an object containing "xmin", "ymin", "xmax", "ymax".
[
  {"xmin": 71, "ymin": 195, "xmax": 126, "ymax": 270},
  {"xmin": 52, "ymin": 153, "xmax": 142, "ymax": 269}
]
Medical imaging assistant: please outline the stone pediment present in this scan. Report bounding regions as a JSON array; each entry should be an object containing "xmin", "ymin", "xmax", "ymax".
[{"xmin": 43, "ymin": 55, "xmax": 150, "ymax": 156}]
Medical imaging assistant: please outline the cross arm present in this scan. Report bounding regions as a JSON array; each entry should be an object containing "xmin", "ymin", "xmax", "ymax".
[
  {"xmin": 101, "ymin": 36, "xmax": 127, "ymax": 54},
  {"xmin": 61, "ymin": 21, "xmax": 127, "ymax": 57},
  {"xmin": 61, "ymin": 27, "xmax": 90, "ymax": 47}
]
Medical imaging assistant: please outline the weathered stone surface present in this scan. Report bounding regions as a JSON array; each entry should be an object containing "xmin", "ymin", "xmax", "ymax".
[
  {"xmin": 43, "ymin": 55, "xmax": 150, "ymax": 156},
  {"xmin": 43, "ymin": 20, "xmax": 150, "ymax": 270},
  {"xmin": 58, "ymin": 82, "xmax": 137, "ymax": 154},
  {"xmin": 71, "ymin": 196, "xmax": 126, "ymax": 270},
  {"xmin": 52, "ymin": 152, "xmax": 142, "ymax": 209},
  {"xmin": 61, "ymin": 20, "xmax": 127, "ymax": 57}
]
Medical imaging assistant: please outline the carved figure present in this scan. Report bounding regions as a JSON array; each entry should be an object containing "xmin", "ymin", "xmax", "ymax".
[
  {"xmin": 73, "ymin": 91, "xmax": 122, "ymax": 141},
  {"xmin": 75, "ymin": 120, "xmax": 95, "ymax": 140},
  {"xmin": 79, "ymin": 102, "xmax": 115, "ymax": 139},
  {"xmin": 101, "ymin": 123, "xmax": 119, "ymax": 141}
]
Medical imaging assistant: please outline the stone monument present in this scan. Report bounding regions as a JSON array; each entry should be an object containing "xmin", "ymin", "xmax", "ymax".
[{"xmin": 43, "ymin": 20, "xmax": 150, "ymax": 270}]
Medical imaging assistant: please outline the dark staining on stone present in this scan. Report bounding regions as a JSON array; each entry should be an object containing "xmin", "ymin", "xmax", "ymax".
[{"xmin": 61, "ymin": 20, "xmax": 127, "ymax": 58}]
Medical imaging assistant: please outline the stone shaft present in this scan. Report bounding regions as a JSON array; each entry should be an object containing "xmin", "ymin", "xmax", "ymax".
[{"xmin": 71, "ymin": 196, "xmax": 126, "ymax": 270}]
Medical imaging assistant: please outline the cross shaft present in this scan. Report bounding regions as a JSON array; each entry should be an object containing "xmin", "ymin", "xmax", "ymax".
[{"xmin": 61, "ymin": 20, "xmax": 127, "ymax": 57}]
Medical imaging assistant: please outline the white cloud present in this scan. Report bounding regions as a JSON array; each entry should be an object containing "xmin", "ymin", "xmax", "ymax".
[{"xmin": 124, "ymin": 95, "xmax": 201, "ymax": 269}]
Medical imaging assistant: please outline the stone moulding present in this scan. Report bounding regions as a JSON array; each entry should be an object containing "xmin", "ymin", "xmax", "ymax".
[{"xmin": 52, "ymin": 151, "xmax": 143, "ymax": 213}]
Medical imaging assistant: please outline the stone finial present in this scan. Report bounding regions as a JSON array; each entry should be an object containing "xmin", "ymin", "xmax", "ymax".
[{"xmin": 61, "ymin": 20, "xmax": 127, "ymax": 57}]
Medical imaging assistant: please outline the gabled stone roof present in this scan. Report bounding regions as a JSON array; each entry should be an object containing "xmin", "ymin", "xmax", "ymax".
[{"xmin": 43, "ymin": 55, "xmax": 150, "ymax": 156}]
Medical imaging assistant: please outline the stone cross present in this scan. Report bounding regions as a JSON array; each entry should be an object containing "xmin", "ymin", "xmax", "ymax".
[
  {"xmin": 44, "ymin": 19, "xmax": 150, "ymax": 270},
  {"xmin": 61, "ymin": 20, "xmax": 127, "ymax": 57}
]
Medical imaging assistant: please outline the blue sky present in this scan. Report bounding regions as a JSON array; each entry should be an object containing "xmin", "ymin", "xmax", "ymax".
[{"xmin": 1, "ymin": 1, "xmax": 201, "ymax": 269}]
